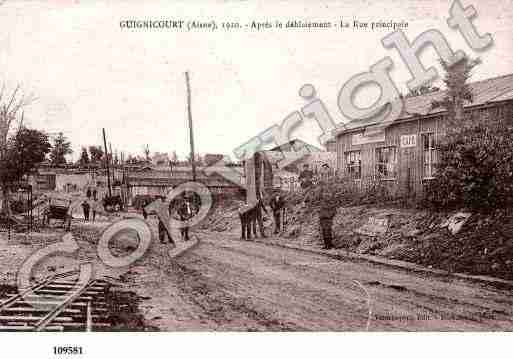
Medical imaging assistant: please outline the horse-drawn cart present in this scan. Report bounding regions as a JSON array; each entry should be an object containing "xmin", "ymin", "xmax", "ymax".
[{"xmin": 44, "ymin": 198, "xmax": 72, "ymax": 231}]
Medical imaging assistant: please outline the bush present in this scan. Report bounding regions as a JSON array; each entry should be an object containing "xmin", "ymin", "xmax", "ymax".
[
  {"xmin": 425, "ymin": 117, "xmax": 513, "ymax": 211},
  {"xmin": 293, "ymin": 175, "xmax": 394, "ymax": 209}
]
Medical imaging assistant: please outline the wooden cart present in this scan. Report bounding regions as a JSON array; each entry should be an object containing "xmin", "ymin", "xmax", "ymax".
[{"xmin": 44, "ymin": 198, "xmax": 72, "ymax": 231}]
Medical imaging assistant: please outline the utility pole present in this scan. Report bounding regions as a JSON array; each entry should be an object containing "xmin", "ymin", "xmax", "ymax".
[
  {"xmin": 109, "ymin": 142, "xmax": 115, "ymax": 187},
  {"xmin": 102, "ymin": 128, "xmax": 112, "ymax": 198},
  {"xmin": 185, "ymin": 71, "xmax": 197, "ymax": 182}
]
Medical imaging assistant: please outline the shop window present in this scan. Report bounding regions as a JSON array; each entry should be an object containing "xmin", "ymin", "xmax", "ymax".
[
  {"xmin": 422, "ymin": 133, "xmax": 438, "ymax": 178},
  {"xmin": 345, "ymin": 151, "xmax": 361, "ymax": 179},
  {"xmin": 375, "ymin": 147, "xmax": 397, "ymax": 179}
]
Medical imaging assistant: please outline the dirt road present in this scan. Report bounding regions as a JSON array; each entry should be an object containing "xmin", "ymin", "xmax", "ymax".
[{"xmin": 125, "ymin": 231, "xmax": 513, "ymax": 331}]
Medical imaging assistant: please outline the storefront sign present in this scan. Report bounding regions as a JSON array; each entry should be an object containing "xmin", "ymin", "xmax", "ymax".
[
  {"xmin": 400, "ymin": 134, "xmax": 417, "ymax": 148},
  {"xmin": 352, "ymin": 132, "xmax": 385, "ymax": 145}
]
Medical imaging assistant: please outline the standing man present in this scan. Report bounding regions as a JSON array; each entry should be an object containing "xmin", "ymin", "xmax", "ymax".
[
  {"xmin": 158, "ymin": 215, "xmax": 173, "ymax": 244},
  {"xmin": 142, "ymin": 198, "xmax": 150, "ymax": 220},
  {"xmin": 91, "ymin": 200, "xmax": 98, "ymax": 222},
  {"xmin": 93, "ymin": 188, "xmax": 98, "ymax": 201},
  {"xmin": 177, "ymin": 195, "xmax": 196, "ymax": 241},
  {"xmin": 86, "ymin": 188, "xmax": 92, "ymax": 200},
  {"xmin": 298, "ymin": 164, "xmax": 314, "ymax": 189},
  {"xmin": 81, "ymin": 200, "xmax": 90, "ymax": 222},
  {"xmin": 269, "ymin": 193, "xmax": 285, "ymax": 235},
  {"xmin": 319, "ymin": 198, "xmax": 337, "ymax": 250}
]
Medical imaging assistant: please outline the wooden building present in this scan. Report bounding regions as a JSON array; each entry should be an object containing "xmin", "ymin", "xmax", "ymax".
[
  {"xmin": 334, "ymin": 73, "xmax": 513, "ymax": 199},
  {"xmin": 125, "ymin": 166, "xmax": 245, "ymax": 203}
]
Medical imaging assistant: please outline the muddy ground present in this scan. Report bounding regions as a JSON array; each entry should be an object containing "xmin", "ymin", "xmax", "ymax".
[
  {"xmin": 2, "ymin": 214, "xmax": 513, "ymax": 331},
  {"xmin": 203, "ymin": 197, "xmax": 513, "ymax": 281}
]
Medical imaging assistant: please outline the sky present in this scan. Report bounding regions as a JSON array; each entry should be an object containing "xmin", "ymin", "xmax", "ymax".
[{"xmin": 1, "ymin": 0, "xmax": 512, "ymax": 161}]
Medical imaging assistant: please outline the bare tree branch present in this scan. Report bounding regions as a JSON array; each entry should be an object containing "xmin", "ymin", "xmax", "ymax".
[{"xmin": 5, "ymin": 84, "xmax": 20, "ymax": 113}]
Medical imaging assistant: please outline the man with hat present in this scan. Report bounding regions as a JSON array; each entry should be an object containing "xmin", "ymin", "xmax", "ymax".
[
  {"xmin": 318, "ymin": 195, "xmax": 337, "ymax": 250},
  {"xmin": 269, "ymin": 192, "xmax": 285, "ymax": 235}
]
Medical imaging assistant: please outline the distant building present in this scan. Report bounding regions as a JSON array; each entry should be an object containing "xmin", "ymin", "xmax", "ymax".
[
  {"xmin": 334, "ymin": 73, "xmax": 513, "ymax": 199},
  {"xmin": 125, "ymin": 166, "xmax": 245, "ymax": 202},
  {"xmin": 204, "ymin": 154, "xmax": 225, "ymax": 166},
  {"xmin": 151, "ymin": 152, "xmax": 170, "ymax": 167},
  {"xmin": 242, "ymin": 139, "xmax": 336, "ymax": 193},
  {"xmin": 30, "ymin": 167, "xmax": 120, "ymax": 198},
  {"xmin": 268, "ymin": 139, "xmax": 322, "ymax": 153}
]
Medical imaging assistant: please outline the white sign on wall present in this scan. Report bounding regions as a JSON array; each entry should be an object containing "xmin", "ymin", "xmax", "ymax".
[
  {"xmin": 400, "ymin": 134, "xmax": 417, "ymax": 148},
  {"xmin": 352, "ymin": 132, "xmax": 385, "ymax": 145}
]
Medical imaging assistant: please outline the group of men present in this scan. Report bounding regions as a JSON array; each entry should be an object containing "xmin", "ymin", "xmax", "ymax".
[
  {"xmin": 238, "ymin": 193, "xmax": 285, "ymax": 240},
  {"xmin": 238, "ymin": 163, "xmax": 337, "ymax": 250},
  {"xmin": 143, "ymin": 194, "xmax": 198, "ymax": 245},
  {"xmin": 80, "ymin": 187, "xmax": 100, "ymax": 222}
]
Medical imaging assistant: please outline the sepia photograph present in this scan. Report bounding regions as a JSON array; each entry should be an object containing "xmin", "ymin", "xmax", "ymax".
[{"xmin": 0, "ymin": 0, "xmax": 513, "ymax": 357}]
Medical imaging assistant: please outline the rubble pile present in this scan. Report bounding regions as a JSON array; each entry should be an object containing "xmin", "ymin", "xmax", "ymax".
[
  {"xmin": 197, "ymin": 176, "xmax": 513, "ymax": 280},
  {"xmin": 198, "ymin": 199, "xmax": 241, "ymax": 232},
  {"xmin": 391, "ymin": 210, "xmax": 513, "ymax": 279},
  {"xmin": 289, "ymin": 201, "xmax": 513, "ymax": 280}
]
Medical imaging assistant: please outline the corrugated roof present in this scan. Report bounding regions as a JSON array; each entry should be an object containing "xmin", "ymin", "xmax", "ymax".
[{"xmin": 339, "ymin": 73, "xmax": 513, "ymax": 133}]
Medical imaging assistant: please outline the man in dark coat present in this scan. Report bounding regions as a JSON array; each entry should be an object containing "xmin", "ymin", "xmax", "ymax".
[
  {"xmin": 91, "ymin": 200, "xmax": 99, "ymax": 222},
  {"xmin": 86, "ymin": 188, "xmax": 92, "ymax": 200},
  {"xmin": 319, "ymin": 199, "xmax": 337, "ymax": 249},
  {"xmin": 269, "ymin": 194, "xmax": 285, "ymax": 235},
  {"xmin": 142, "ymin": 198, "xmax": 149, "ymax": 220},
  {"xmin": 158, "ymin": 216, "xmax": 173, "ymax": 244},
  {"xmin": 81, "ymin": 200, "xmax": 90, "ymax": 222}
]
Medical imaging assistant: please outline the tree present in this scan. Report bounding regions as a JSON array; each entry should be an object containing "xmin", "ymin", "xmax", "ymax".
[
  {"xmin": 431, "ymin": 56, "xmax": 480, "ymax": 125},
  {"xmin": 405, "ymin": 84, "xmax": 440, "ymax": 98},
  {"xmin": 79, "ymin": 147, "xmax": 90, "ymax": 165},
  {"xmin": 0, "ymin": 85, "xmax": 35, "ymax": 214},
  {"xmin": 89, "ymin": 145, "xmax": 104, "ymax": 163},
  {"xmin": 2, "ymin": 127, "xmax": 51, "ymax": 184},
  {"xmin": 422, "ymin": 57, "xmax": 510, "ymax": 211},
  {"xmin": 143, "ymin": 144, "xmax": 150, "ymax": 162},
  {"xmin": 49, "ymin": 132, "xmax": 72, "ymax": 166}
]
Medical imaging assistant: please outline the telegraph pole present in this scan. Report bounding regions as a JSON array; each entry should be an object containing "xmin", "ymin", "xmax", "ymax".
[
  {"xmin": 102, "ymin": 128, "xmax": 112, "ymax": 197},
  {"xmin": 109, "ymin": 142, "xmax": 115, "ymax": 187},
  {"xmin": 185, "ymin": 71, "xmax": 197, "ymax": 182}
]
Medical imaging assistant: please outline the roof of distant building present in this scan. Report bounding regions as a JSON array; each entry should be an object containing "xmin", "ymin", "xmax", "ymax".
[{"xmin": 268, "ymin": 139, "xmax": 322, "ymax": 153}]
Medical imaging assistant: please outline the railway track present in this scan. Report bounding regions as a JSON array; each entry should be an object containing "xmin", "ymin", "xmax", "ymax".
[{"xmin": 0, "ymin": 270, "xmax": 113, "ymax": 332}]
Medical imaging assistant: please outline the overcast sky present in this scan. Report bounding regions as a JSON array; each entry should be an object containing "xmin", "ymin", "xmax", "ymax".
[{"xmin": 1, "ymin": 0, "xmax": 512, "ymax": 160}]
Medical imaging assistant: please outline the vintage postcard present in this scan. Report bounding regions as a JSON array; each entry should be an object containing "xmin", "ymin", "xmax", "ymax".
[{"xmin": 0, "ymin": 0, "xmax": 512, "ymax": 357}]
